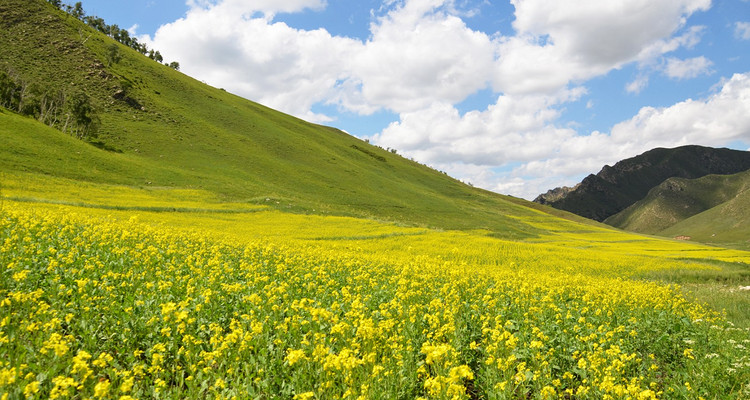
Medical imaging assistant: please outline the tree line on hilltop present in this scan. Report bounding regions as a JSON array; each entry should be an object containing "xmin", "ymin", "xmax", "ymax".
[
  {"xmin": 46, "ymin": 0, "xmax": 179, "ymax": 71},
  {"xmin": 0, "ymin": 1, "xmax": 186, "ymax": 142}
]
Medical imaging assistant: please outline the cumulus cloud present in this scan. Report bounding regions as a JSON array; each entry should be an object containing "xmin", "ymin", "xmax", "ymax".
[
  {"xmin": 609, "ymin": 73, "xmax": 750, "ymax": 148},
  {"xmin": 146, "ymin": 2, "xmax": 360, "ymax": 122},
  {"xmin": 371, "ymin": 88, "xmax": 584, "ymax": 166},
  {"xmin": 496, "ymin": 73, "xmax": 750, "ymax": 199},
  {"xmin": 349, "ymin": 3, "xmax": 495, "ymax": 113},
  {"xmin": 148, "ymin": 0, "xmax": 710, "ymax": 119},
  {"xmin": 144, "ymin": 0, "xmax": 738, "ymax": 200},
  {"xmin": 493, "ymin": 0, "xmax": 711, "ymax": 94},
  {"xmin": 626, "ymin": 74, "xmax": 650, "ymax": 94},
  {"xmin": 187, "ymin": 0, "xmax": 326, "ymax": 17}
]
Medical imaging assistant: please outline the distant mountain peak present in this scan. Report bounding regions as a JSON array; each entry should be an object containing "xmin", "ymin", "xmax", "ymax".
[{"xmin": 534, "ymin": 184, "xmax": 579, "ymax": 204}]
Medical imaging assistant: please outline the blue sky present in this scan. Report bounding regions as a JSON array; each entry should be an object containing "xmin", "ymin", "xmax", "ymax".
[{"xmin": 76, "ymin": 0, "xmax": 750, "ymax": 199}]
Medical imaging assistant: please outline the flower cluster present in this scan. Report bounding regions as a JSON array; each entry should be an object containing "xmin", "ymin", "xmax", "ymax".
[{"xmin": 1, "ymin": 203, "xmax": 749, "ymax": 399}]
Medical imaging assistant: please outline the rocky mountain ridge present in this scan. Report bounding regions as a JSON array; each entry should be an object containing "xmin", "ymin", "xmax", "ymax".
[{"xmin": 534, "ymin": 145, "xmax": 750, "ymax": 221}]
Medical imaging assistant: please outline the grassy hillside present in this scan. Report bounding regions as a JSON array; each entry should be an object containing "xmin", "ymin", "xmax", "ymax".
[
  {"xmin": 0, "ymin": 0, "xmax": 590, "ymax": 239},
  {"xmin": 604, "ymin": 170, "xmax": 750, "ymax": 249},
  {"xmin": 605, "ymin": 170, "xmax": 750, "ymax": 232},
  {"xmin": 660, "ymin": 184, "xmax": 750, "ymax": 249},
  {"xmin": 3, "ymin": 2, "xmax": 750, "ymax": 398}
]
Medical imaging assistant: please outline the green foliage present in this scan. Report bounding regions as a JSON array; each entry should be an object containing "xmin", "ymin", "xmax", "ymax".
[
  {"xmin": 106, "ymin": 43, "xmax": 122, "ymax": 66},
  {"xmin": 0, "ymin": 70, "xmax": 21, "ymax": 110},
  {"xmin": 0, "ymin": 67, "xmax": 97, "ymax": 140},
  {"xmin": 64, "ymin": 90, "xmax": 97, "ymax": 139}
]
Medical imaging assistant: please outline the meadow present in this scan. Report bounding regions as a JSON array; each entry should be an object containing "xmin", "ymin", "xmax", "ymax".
[
  {"xmin": 2, "ymin": 175, "xmax": 750, "ymax": 399},
  {"xmin": 3, "ymin": 3, "xmax": 750, "ymax": 398}
]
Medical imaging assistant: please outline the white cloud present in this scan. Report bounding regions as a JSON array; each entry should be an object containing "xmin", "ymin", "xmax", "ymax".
[
  {"xmin": 626, "ymin": 74, "xmax": 650, "ymax": 94},
  {"xmin": 635, "ymin": 25, "xmax": 706, "ymax": 63},
  {"xmin": 610, "ymin": 73, "xmax": 750, "ymax": 147},
  {"xmin": 512, "ymin": 73, "xmax": 750, "ymax": 199},
  {"xmin": 663, "ymin": 56, "xmax": 713, "ymax": 79},
  {"xmin": 147, "ymin": 3, "xmax": 360, "ymax": 123},
  {"xmin": 371, "ymin": 88, "xmax": 585, "ymax": 167},
  {"xmin": 493, "ymin": 0, "xmax": 711, "ymax": 95},
  {"xmin": 127, "ymin": 24, "xmax": 139, "ymax": 36},
  {"xmin": 144, "ymin": 0, "xmax": 733, "ymax": 200},
  {"xmin": 736, "ymin": 21, "xmax": 750, "ymax": 40},
  {"xmin": 349, "ymin": 2, "xmax": 496, "ymax": 113},
  {"xmin": 375, "ymin": 73, "xmax": 750, "ymax": 200},
  {"xmin": 187, "ymin": 0, "xmax": 326, "ymax": 18}
]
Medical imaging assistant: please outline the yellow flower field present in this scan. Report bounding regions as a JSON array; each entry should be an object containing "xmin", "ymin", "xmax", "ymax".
[{"xmin": 2, "ymin": 197, "xmax": 750, "ymax": 399}]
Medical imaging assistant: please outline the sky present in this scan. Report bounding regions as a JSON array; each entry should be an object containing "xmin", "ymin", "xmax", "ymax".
[{"xmin": 79, "ymin": 0, "xmax": 750, "ymax": 200}]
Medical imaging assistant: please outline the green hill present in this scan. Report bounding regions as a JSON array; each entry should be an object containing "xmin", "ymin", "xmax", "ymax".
[
  {"xmin": 604, "ymin": 169, "xmax": 750, "ymax": 248},
  {"xmin": 0, "ymin": 0, "xmax": 590, "ymax": 238},
  {"xmin": 659, "ymin": 179, "xmax": 750, "ymax": 249}
]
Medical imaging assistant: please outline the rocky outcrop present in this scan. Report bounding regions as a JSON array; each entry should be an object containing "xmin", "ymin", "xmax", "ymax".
[{"xmin": 534, "ymin": 184, "xmax": 578, "ymax": 204}]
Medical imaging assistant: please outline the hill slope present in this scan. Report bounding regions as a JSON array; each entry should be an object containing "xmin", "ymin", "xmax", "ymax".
[
  {"xmin": 604, "ymin": 169, "xmax": 750, "ymax": 234},
  {"xmin": 657, "ymin": 175, "xmax": 750, "ymax": 248},
  {"xmin": 534, "ymin": 145, "xmax": 750, "ymax": 221},
  {"xmin": 0, "ymin": 0, "xmax": 588, "ymax": 238}
]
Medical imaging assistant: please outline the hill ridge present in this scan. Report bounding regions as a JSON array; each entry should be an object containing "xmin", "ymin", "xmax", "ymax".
[
  {"xmin": 534, "ymin": 145, "xmax": 750, "ymax": 222},
  {"xmin": 0, "ymin": 0, "xmax": 594, "ymax": 239}
]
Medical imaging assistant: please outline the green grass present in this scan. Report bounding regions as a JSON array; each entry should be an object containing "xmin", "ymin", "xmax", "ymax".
[
  {"xmin": 637, "ymin": 258, "xmax": 750, "ymax": 328},
  {"xmin": 4, "ymin": 0, "xmax": 750, "ymax": 352},
  {"xmin": 0, "ymin": 0, "xmax": 598, "ymax": 240},
  {"xmin": 659, "ymin": 187, "xmax": 750, "ymax": 249},
  {"xmin": 603, "ymin": 168, "xmax": 750, "ymax": 249}
]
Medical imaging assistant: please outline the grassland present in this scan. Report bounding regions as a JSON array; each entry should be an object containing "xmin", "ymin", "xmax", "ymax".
[
  {"xmin": 3, "ymin": 174, "xmax": 750, "ymax": 399},
  {"xmin": 3, "ymin": 1, "xmax": 750, "ymax": 398},
  {"xmin": 0, "ymin": 0, "xmax": 571, "ymax": 240}
]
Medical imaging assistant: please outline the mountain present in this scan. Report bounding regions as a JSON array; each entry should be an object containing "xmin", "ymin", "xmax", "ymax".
[
  {"xmin": 0, "ymin": 0, "xmax": 594, "ymax": 239},
  {"xmin": 534, "ymin": 145, "xmax": 750, "ymax": 222}
]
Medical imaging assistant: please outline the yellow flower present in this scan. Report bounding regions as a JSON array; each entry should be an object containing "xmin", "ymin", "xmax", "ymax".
[
  {"xmin": 120, "ymin": 376, "xmax": 135, "ymax": 393},
  {"xmin": 94, "ymin": 380, "xmax": 110, "ymax": 398},
  {"xmin": 286, "ymin": 349, "xmax": 307, "ymax": 366},
  {"xmin": 293, "ymin": 392, "xmax": 315, "ymax": 400},
  {"xmin": 540, "ymin": 386, "xmax": 556, "ymax": 399},
  {"xmin": 23, "ymin": 381, "xmax": 40, "ymax": 397}
]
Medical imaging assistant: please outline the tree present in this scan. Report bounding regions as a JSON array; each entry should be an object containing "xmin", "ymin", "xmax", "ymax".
[
  {"xmin": 106, "ymin": 43, "xmax": 122, "ymax": 66},
  {"xmin": 0, "ymin": 71, "xmax": 21, "ymax": 110},
  {"xmin": 71, "ymin": 2, "xmax": 85, "ymax": 19},
  {"xmin": 18, "ymin": 82, "xmax": 42, "ymax": 118},
  {"xmin": 168, "ymin": 61, "xmax": 180, "ymax": 71},
  {"xmin": 65, "ymin": 91, "xmax": 97, "ymax": 139},
  {"xmin": 109, "ymin": 24, "xmax": 120, "ymax": 41},
  {"xmin": 84, "ymin": 16, "xmax": 108, "ymax": 34}
]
